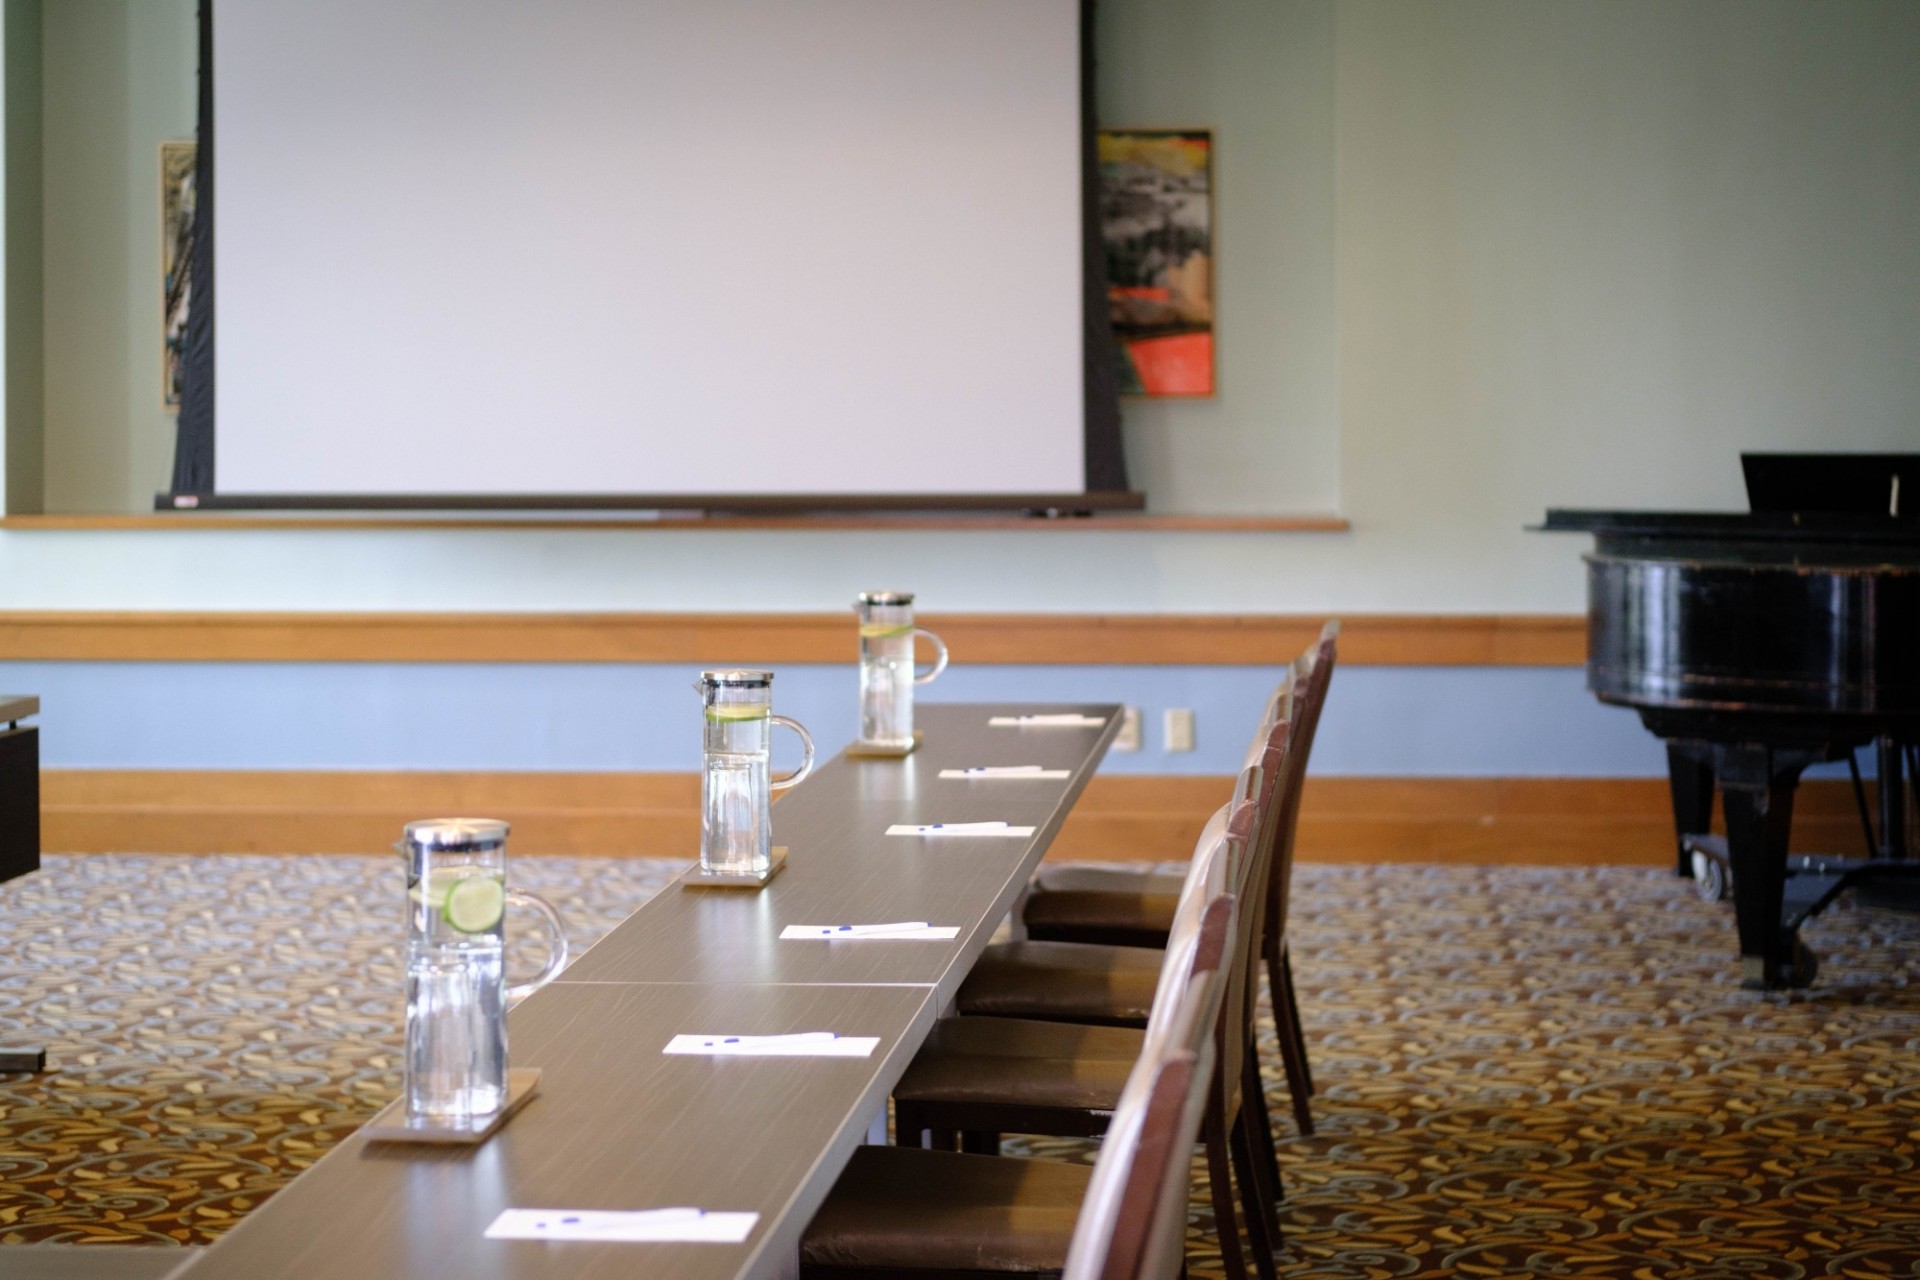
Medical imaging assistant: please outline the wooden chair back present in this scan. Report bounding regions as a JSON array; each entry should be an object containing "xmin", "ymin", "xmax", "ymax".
[
  {"xmin": 1214, "ymin": 706, "xmax": 1292, "ymax": 1124},
  {"xmin": 1265, "ymin": 621, "xmax": 1339, "ymax": 949},
  {"xmin": 1063, "ymin": 894, "xmax": 1233, "ymax": 1280},
  {"xmin": 1142, "ymin": 799, "xmax": 1240, "ymax": 1040}
]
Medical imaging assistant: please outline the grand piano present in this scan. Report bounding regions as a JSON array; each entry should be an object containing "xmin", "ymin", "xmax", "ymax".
[{"xmin": 1543, "ymin": 454, "xmax": 1919, "ymax": 989}]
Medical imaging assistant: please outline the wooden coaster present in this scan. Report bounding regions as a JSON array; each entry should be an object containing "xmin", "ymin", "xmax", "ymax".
[
  {"xmin": 845, "ymin": 731, "xmax": 922, "ymax": 759},
  {"xmin": 362, "ymin": 1068, "xmax": 542, "ymax": 1145},
  {"xmin": 681, "ymin": 847, "xmax": 788, "ymax": 890}
]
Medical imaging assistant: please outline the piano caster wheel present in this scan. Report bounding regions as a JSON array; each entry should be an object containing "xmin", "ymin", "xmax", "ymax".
[
  {"xmin": 1690, "ymin": 849, "xmax": 1730, "ymax": 902},
  {"xmin": 1747, "ymin": 940, "xmax": 1820, "ymax": 990},
  {"xmin": 1789, "ymin": 939, "xmax": 1819, "ymax": 988}
]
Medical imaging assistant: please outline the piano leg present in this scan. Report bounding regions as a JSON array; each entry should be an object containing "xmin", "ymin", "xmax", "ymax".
[
  {"xmin": 1665, "ymin": 743, "xmax": 1716, "ymax": 879},
  {"xmin": 1718, "ymin": 743, "xmax": 1816, "ymax": 990},
  {"xmin": 1876, "ymin": 735, "xmax": 1907, "ymax": 860}
]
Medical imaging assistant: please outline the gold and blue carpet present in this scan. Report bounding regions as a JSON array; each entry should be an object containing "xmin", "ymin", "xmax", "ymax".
[{"xmin": 1, "ymin": 855, "xmax": 1916, "ymax": 1277}]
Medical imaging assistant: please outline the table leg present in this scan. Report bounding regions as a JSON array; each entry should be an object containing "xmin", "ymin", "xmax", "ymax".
[
  {"xmin": 0, "ymin": 723, "xmax": 40, "ymax": 884},
  {"xmin": 1, "ymin": 722, "xmax": 44, "ymax": 1069},
  {"xmin": 0, "ymin": 1046, "xmax": 46, "ymax": 1073}
]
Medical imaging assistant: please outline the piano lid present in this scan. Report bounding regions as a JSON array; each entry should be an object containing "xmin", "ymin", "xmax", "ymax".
[
  {"xmin": 1539, "ymin": 453, "xmax": 1918, "ymax": 545},
  {"xmin": 1537, "ymin": 508, "xmax": 1920, "ymax": 548}
]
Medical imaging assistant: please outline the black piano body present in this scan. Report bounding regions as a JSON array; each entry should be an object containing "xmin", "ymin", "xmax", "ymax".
[{"xmin": 1541, "ymin": 507, "xmax": 1920, "ymax": 989}]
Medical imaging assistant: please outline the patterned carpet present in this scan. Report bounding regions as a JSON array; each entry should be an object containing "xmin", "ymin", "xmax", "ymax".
[{"xmin": 2, "ymin": 855, "xmax": 1917, "ymax": 1277}]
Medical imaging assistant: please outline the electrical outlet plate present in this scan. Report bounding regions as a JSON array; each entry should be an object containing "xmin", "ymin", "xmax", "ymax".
[
  {"xmin": 1164, "ymin": 708, "xmax": 1195, "ymax": 753},
  {"xmin": 1113, "ymin": 705, "xmax": 1142, "ymax": 752}
]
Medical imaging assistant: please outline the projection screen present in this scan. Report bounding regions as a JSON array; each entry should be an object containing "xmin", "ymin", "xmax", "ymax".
[{"xmin": 210, "ymin": 0, "xmax": 1089, "ymax": 499}]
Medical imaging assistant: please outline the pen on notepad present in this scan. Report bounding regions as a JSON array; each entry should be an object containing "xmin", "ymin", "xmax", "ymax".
[
  {"xmin": 699, "ymin": 1032, "xmax": 838, "ymax": 1048},
  {"xmin": 814, "ymin": 922, "xmax": 931, "ymax": 936},
  {"xmin": 907, "ymin": 821, "xmax": 1009, "ymax": 834}
]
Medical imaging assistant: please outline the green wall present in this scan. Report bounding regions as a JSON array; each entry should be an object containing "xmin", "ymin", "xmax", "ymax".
[
  {"xmin": 0, "ymin": 0, "xmax": 1915, "ymax": 616},
  {"xmin": 36, "ymin": 0, "xmax": 194, "ymax": 514},
  {"xmin": 3, "ymin": 0, "xmax": 42, "ymax": 514}
]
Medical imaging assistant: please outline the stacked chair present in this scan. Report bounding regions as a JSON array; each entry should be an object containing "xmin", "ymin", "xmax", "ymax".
[
  {"xmin": 1018, "ymin": 621, "xmax": 1339, "ymax": 1141},
  {"xmin": 799, "ymin": 816, "xmax": 1241, "ymax": 1278},
  {"xmin": 796, "ymin": 626, "xmax": 1338, "ymax": 1279}
]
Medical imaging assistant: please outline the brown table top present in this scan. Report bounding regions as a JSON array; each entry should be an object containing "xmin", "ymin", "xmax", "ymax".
[
  {"xmin": 175, "ymin": 702, "xmax": 1121, "ymax": 1280},
  {"xmin": 0, "ymin": 694, "xmax": 38, "ymax": 722},
  {"xmin": 175, "ymin": 982, "xmax": 936, "ymax": 1280},
  {"xmin": 561, "ymin": 702, "xmax": 1119, "ymax": 998}
]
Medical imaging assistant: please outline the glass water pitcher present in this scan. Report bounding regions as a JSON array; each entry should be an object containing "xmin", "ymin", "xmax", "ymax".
[
  {"xmin": 696, "ymin": 670, "xmax": 816, "ymax": 876},
  {"xmin": 399, "ymin": 818, "xmax": 568, "ymax": 1123},
  {"xmin": 856, "ymin": 591, "xmax": 948, "ymax": 749}
]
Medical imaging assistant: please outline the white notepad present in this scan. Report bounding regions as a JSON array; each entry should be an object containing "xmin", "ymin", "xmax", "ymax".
[
  {"xmin": 987, "ymin": 714, "xmax": 1107, "ymax": 727},
  {"xmin": 886, "ymin": 822, "xmax": 1037, "ymax": 838},
  {"xmin": 663, "ymin": 1033, "xmax": 879, "ymax": 1058},
  {"xmin": 938, "ymin": 766, "xmax": 1071, "ymax": 780},
  {"xmin": 485, "ymin": 1207, "xmax": 759, "ymax": 1243},
  {"xmin": 780, "ymin": 923, "xmax": 961, "ymax": 940}
]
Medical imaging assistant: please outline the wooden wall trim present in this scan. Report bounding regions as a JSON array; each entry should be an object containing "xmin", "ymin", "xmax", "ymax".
[
  {"xmin": 2, "ymin": 513, "xmax": 1350, "ymax": 533},
  {"xmin": 42, "ymin": 770, "xmax": 1865, "ymax": 866},
  {"xmin": 0, "ymin": 611, "xmax": 1587, "ymax": 665}
]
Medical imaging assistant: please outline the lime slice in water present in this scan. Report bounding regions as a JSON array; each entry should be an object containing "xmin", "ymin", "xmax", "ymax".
[
  {"xmin": 704, "ymin": 705, "xmax": 766, "ymax": 722},
  {"xmin": 442, "ymin": 873, "xmax": 506, "ymax": 933},
  {"xmin": 859, "ymin": 623, "xmax": 914, "ymax": 639}
]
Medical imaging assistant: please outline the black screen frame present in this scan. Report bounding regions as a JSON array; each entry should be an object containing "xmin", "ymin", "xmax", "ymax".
[{"xmin": 163, "ymin": 0, "xmax": 1138, "ymax": 516}]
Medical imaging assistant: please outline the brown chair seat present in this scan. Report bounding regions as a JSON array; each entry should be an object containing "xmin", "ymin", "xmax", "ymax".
[
  {"xmin": 1021, "ymin": 887, "xmax": 1178, "ymax": 948},
  {"xmin": 894, "ymin": 1016, "xmax": 1142, "ymax": 1120},
  {"xmin": 800, "ymin": 1145, "xmax": 1090, "ymax": 1276},
  {"xmin": 954, "ymin": 940, "xmax": 1166, "ymax": 1026},
  {"xmin": 1031, "ymin": 864, "xmax": 1183, "ymax": 896}
]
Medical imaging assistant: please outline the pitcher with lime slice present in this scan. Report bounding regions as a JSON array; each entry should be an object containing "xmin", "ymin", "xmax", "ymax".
[
  {"xmin": 399, "ymin": 818, "xmax": 567, "ymax": 1123},
  {"xmin": 697, "ymin": 670, "xmax": 815, "ymax": 878},
  {"xmin": 855, "ymin": 591, "xmax": 948, "ymax": 750}
]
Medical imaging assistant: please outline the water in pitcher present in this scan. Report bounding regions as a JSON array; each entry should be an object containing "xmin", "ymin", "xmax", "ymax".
[
  {"xmin": 703, "ymin": 709, "xmax": 773, "ymax": 874},
  {"xmin": 406, "ymin": 864, "xmax": 508, "ymax": 1120},
  {"xmin": 859, "ymin": 623, "xmax": 917, "ymax": 747}
]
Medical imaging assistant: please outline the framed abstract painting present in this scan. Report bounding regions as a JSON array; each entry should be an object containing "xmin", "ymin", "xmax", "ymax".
[
  {"xmin": 1098, "ymin": 128, "xmax": 1214, "ymax": 398},
  {"xmin": 161, "ymin": 140, "xmax": 197, "ymax": 409}
]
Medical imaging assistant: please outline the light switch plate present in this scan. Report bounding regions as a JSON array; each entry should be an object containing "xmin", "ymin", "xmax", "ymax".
[
  {"xmin": 1113, "ymin": 705, "xmax": 1142, "ymax": 752},
  {"xmin": 1164, "ymin": 708, "xmax": 1196, "ymax": 753}
]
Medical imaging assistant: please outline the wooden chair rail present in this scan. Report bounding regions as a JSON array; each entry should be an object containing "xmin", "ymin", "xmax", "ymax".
[{"xmin": 0, "ymin": 611, "xmax": 1586, "ymax": 666}]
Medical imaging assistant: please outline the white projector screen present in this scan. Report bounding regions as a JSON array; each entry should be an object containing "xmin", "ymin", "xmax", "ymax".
[{"xmin": 213, "ymin": 0, "xmax": 1087, "ymax": 498}]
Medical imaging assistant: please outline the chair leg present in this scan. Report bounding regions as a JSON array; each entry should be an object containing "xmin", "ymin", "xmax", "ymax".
[
  {"xmin": 1268, "ymin": 946, "xmax": 1316, "ymax": 1136},
  {"xmin": 1229, "ymin": 1113, "xmax": 1283, "ymax": 1280},
  {"xmin": 1203, "ymin": 1112, "xmax": 1251, "ymax": 1280},
  {"xmin": 896, "ymin": 1103, "xmax": 959, "ymax": 1151},
  {"xmin": 1240, "ymin": 1052, "xmax": 1286, "ymax": 1210},
  {"xmin": 1281, "ymin": 947, "xmax": 1314, "ymax": 1097},
  {"xmin": 959, "ymin": 1130, "xmax": 1000, "ymax": 1156}
]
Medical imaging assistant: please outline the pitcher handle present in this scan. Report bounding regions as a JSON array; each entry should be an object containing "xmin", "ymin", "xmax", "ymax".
[
  {"xmin": 769, "ymin": 714, "xmax": 816, "ymax": 792},
  {"xmin": 913, "ymin": 628, "xmax": 949, "ymax": 685},
  {"xmin": 504, "ymin": 889, "xmax": 570, "ymax": 1001}
]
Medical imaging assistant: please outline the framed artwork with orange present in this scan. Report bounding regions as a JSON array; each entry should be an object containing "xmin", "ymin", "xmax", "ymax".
[{"xmin": 1098, "ymin": 129, "xmax": 1213, "ymax": 398}]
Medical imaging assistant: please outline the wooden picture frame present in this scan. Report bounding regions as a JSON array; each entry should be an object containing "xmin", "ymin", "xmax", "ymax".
[{"xmin": 1098, "ymin": 128, "xmax": 1214, "ymax": 399}]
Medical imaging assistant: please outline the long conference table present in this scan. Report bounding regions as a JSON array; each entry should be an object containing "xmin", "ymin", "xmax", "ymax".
[{"xmin": 173, "ymin": 702, "xmax": 1123, "ymax": 1280}]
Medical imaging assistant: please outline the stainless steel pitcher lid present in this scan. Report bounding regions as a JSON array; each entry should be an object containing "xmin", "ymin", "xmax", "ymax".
[
  {"xmin": 401, "ymin": 817, "xmax": 510, "ymax": 851},
  {"xmin": 856, "ymin": 590, "xmax": 915, "ymax": 606},
  {"xmin": 697, "ymin": 669, "xmax": 774, "ymax": 688}
]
